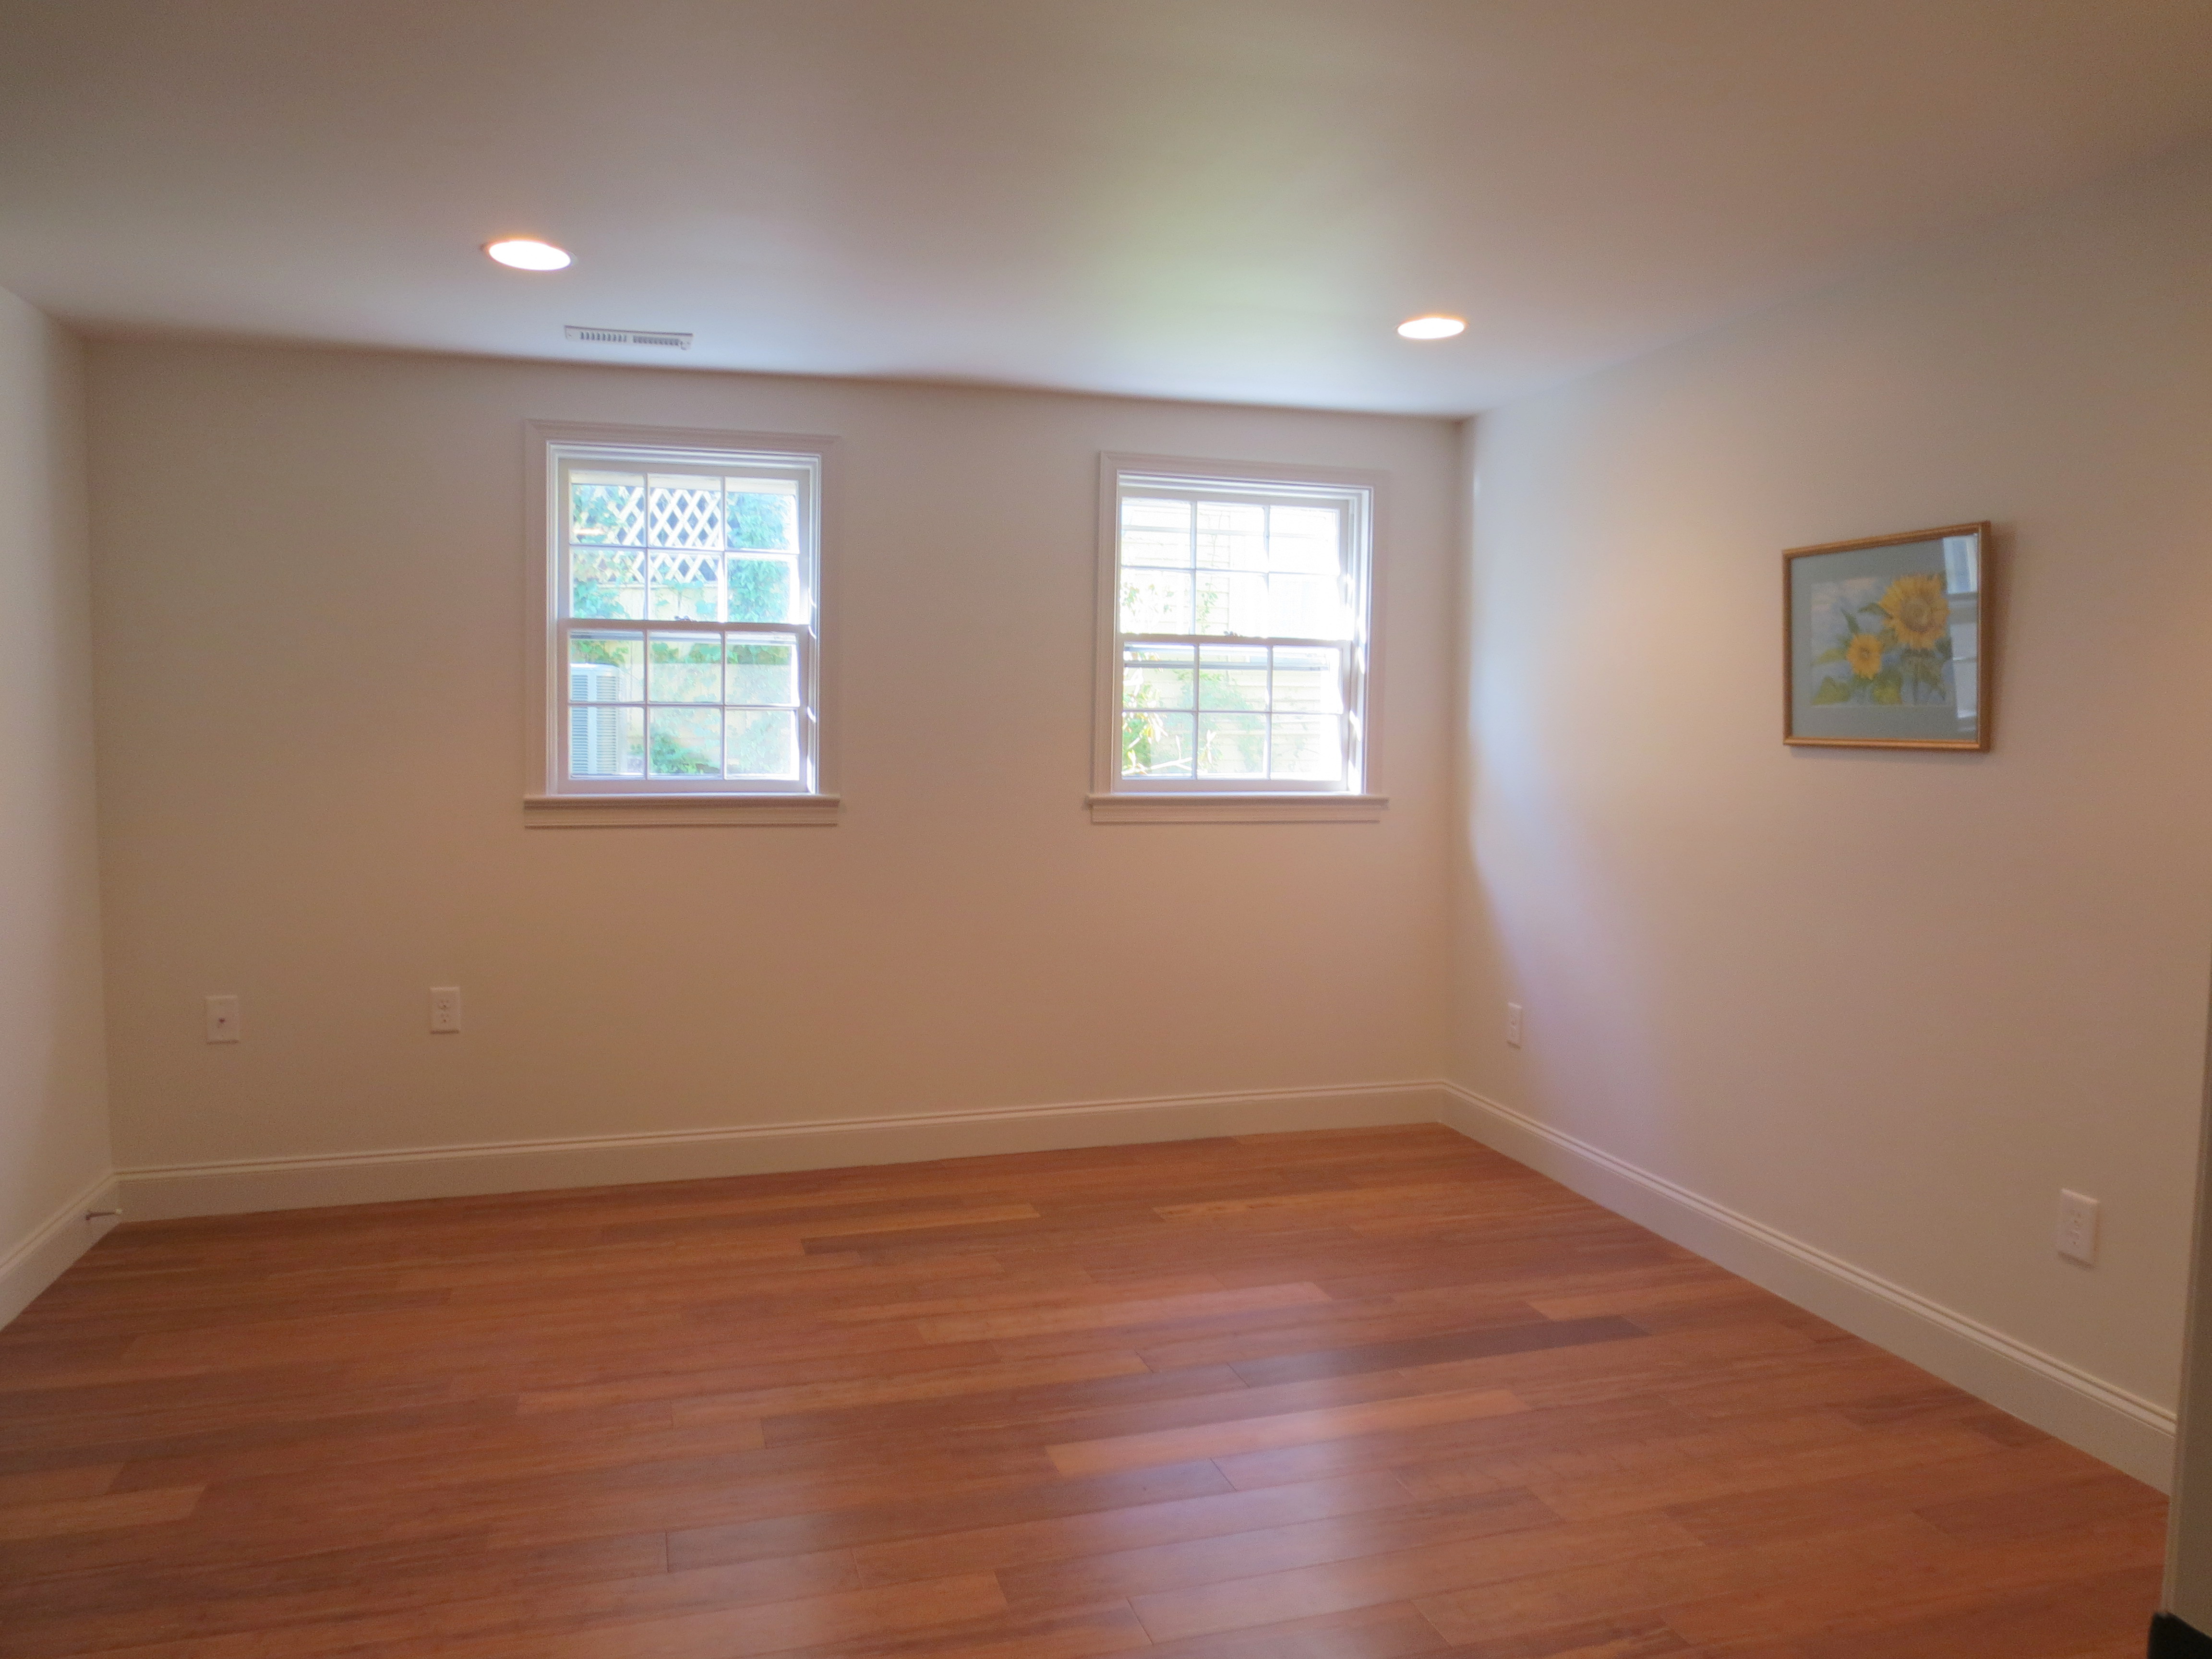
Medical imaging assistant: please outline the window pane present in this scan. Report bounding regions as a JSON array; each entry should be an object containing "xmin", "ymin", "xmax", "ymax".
[
  {"xmin": 569, "ymin": 705, "xmax": 643, "ymax": 778},
  {"xmin": 553, "ymin": 447, "xmax": 823, "ymax": 800},
  {"xmin": 726, "ymin": 555, "xmax": 794, "ymax": 624},
  {"xmin": 1271, "ymin": 714, "xmax": 1342, "ymax": 781},
  {"xmin": 569, "ymin": 633, "xmax": 643, "ymax": 701},
  {"xmin": 1269, "ymin": 505, "xmax": 1340, "ymax": 573},
  {"xmin": 649, "ymin": 706, "xmax": 721, "ymax": 776},
  {"xmin": 1196, "ymin": 571, "xmax": 1266, "ymax": 637},
  {"xmin": 726, "ymin": 709, "xmax": 799, "ymax": 779},
  {"xmin": 1122, "ymin": 711, "xmax": 1194, "ymax": 779},
  {"xmin": 727, "ymin": 637, "xmax": 798, "ymax": 706},
  {"xmin": 1197, "ymin": 712, "xmax": 1267, "ymax": 777},
  {"xmin": 727, "ymin": 485, "xmax": 796, "ymax": 551},
  {"xmin": 1272, "ymin": 646, "xmax": 1342, "ymax": 712},
  {"xmin": 649, "ymin": 476, "xmax": 723, "ymax": 548},
  {"xmin": 1104, "ymin": 474, "xmax": 1364, "ymax": 796},
  {"xmin": 570, "ymin": 548, "xmax": 644, "ymax": 619},
  {"xmin": 1121, "ymin": 497, "xmax": 1190, "ymax": 566},
  {"xmin": 649, "ymin": 634, "xmax": 722, "ymax": 702},
  {"xmin": 1121, "ymin": 567, "xmax": 1192, "ymax": 634},
  {"xmin": 1196, "ymin": 501, "xmax": 1265, "ymax": 570},
  {"xmin": 570, "ymin": 472, "xmax": 644, "ymax": 544},
  {"xmin": 1199, "ymin": 644, "xmax": 1268, "ymax": 709},
  {"xmin": 1269, "ymin": 573, "xmax": 1346, "ymax": 639},
  {"xmin": 650, "ymin": 551, "xmax": 721, "ymax": 621},
  {"xmin": 1123, "ymin": 643, "xmax": 1194, "ymax": 711}
]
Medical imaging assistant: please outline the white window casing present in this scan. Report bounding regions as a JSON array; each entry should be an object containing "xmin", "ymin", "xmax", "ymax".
[
  {"xmin": 1090, "ymin": 453, "xmax": 1388, "ymax": 823},
  {"xmin": 523, "ymin": 421, "xmax": 838, "ymax": 827}
]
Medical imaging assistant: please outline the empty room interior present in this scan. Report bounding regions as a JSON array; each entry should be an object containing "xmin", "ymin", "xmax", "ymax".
[{"xmin": 14, "ymin": 2, "xmax": 2212, "ymax": 1655}]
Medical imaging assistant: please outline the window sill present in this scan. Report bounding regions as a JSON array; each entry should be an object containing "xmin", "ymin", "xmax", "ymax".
[
  {"xmin": 1086, "ymin": 792, "xmax": 1388, "ymax": 824},
  {"xmin": 523, "ymin": 793, "xmax": 841, "ymax": 828}
]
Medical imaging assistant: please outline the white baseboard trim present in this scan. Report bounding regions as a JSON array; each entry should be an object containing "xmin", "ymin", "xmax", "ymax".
[
  {"xmin": 115, "ymin": 1082, "xmax": 1452, "ymax": 1222},
  {"xmin": 0, "ymin": 1171, "xmax": 121, "ymax": 1328},
  {"xmin": 1439, "ymin": 1083, "xmax": 2177, "ymax": 1491}
]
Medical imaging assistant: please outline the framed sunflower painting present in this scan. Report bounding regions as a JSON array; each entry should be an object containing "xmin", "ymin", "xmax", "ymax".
[{"xmin": 1784, "ymin": 523, "xmax": 1991, "ymax": 751}]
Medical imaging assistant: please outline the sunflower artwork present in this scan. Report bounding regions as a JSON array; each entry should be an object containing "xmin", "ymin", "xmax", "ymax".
[
  {"xmin": 1785, "ymin": 524, "xmax": 1989, "ymax": 751},
  {"xmin": 1809, "ymin": 572, "xmax": 1953, "ymax": 707}
]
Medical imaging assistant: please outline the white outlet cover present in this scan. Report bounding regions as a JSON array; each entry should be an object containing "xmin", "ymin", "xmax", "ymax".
[
  {"xmin": 2057, "ymin": 1189, "xmax": 2100, "ymax": 1265},
  {"xmin": 204, "ymin": 994, "xmax": 240, "ymax": 1043},
  {"xmin": 429, "ymin": 986, "xmax": 462, "ymax": 1034}
]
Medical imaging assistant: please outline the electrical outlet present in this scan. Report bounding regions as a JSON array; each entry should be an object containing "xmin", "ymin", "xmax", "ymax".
[
  {"xmin": 1506, "ymin": 1001, "xmax": 1525, "ymax": 1048},
  {"xmin": 429, "ymin": 986, "xmax": 462, "ymax": 1034},
  {"xmin": 204, "ymin": 994, "xmax": 240, "ymax": 1043},
  {"xmin": 2056, "ymin": 1189, "xmax": 2100, "ymax": 1265}
]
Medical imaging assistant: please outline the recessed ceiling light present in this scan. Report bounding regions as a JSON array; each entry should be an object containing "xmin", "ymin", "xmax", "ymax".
[
  {"xmin": 1397, "ymin": 314, "xmax": 1466, "ymax": 340},
  {"xmin": 485, "ymin": 238, "xmax": 571, "ymax": 272}
]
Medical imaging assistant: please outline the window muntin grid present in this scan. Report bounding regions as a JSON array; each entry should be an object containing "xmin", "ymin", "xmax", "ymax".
[
  {"xmin": 553, "ymin": 447, "xmax": 819, "ymax": 792},
  {"xmin": 1111, "ymin": 476, "xmax": 1370, "ymax": 792}
]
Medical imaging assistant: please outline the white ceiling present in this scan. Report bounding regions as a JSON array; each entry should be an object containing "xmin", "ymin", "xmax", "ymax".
[{"xmin": 5, "ymin": 0, "xmax": 2212, "ymax": 416}]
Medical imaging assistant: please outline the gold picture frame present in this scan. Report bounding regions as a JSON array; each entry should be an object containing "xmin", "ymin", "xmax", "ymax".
[{"xmin": 1783, "ymin": 522, "xmax": 1991, "ymax": 752}]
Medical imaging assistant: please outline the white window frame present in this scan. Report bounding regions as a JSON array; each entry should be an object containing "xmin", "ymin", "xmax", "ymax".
[
  {"xmin": 522, "ymin": 421, "xmax": 838, "ymax": 827},
  {"xmin": 1090, "ymin": 453, "xmax": 1388, "ymax": 824}
]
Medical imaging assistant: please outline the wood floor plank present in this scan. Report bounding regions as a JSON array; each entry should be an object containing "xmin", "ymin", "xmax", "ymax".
[
  {"xmin": 1745, "ymin": 1562, "xmax": 2161, "ymax": 1659},
  {"xmin": 1651, "ymin": 1508, "xmax": 2166, "ymax": 1650},
  {"xmin": 849, "ymin": 1356, "xmax": 1525, "ymax": 1464},
  {"xmin": 1911, "ymin": 1464, "xmax": 2167, "ymax": 1544},
  {"xmin": 1208, "ymin": 1395, "xmax": 1696, "ymax": 1492},
  {"xmin": 1000, "ymin": 1487, "xmax": 1559, "ymax": 1611},
  {"xmin": 667, "ymin": 1459, "xmax": 1235, "ymax": 1572},
  {"xmin": 846, "ymin": 1469, "xmax": 1414, "ymax": 1586},
  {"xmin": 55, "ymin": 1570, "xmax": 1008, "ymax": 1659},
  {"xmin": 0, "ymin": 1464, "xmax": 121, "ymax": 1506},
  {"xmin": 1129, "ymin": 1599, "xmax": 1457, "ymax": 1658},
  {"xmin": 918, "ymin": 1281, "xmax": 1330, "ymax": 1342},
  {"xmin": 0, "ymin": 1126, "xmax": 2162, "ymax": 1659},
  {"xmin": 825, "ymin": 1272, "xmax": 1225, "ymax": 1325},
  {"xmin": 1658, "ymin": 1436, "xmax": 2105, "ymax": 1548},
  {"xmin": 0, "ymin": 1484, "xmax": 203, "ymax": 1542},
  {"xmin": 749, "ymin": 1603, "xmax": 1156, "ymax": 1659},
  {"xmin": 1411, "ymin": 1515, "xmax": 1949, "ymax": 1647},
  {"xmin": 1130, "ymin": 1512, "xmax": 1703, "ymax": 1643},
  {"xmin": 673, "ymin": 1351, "xmax": 1154, "ymax": 1427},
  {"xmin": 1227, "ymin": 1316, "xmax": 1647, "ymax": 1385},
  {"xmin": 0, "ymin": 1531, "xmax": 669, "ymax": 1656},
  {"xmin": 1525, "ymin": 1422, "xmax": 2003, "ymax": 1520},
  {"xmin": 1047, "ymin": 1386, "xmax": 1526, "ymax": 1475},
  {"xmin": 509, "ymin": 1336, "xmax": 1009, "ymax": 1416}
]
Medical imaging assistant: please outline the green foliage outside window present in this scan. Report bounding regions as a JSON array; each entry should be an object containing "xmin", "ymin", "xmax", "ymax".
[
  {"xmin": 570, "ymin": 637, "xmax": 628, "ymax": 668},
  {"xmin": 728, "ymin": 492, "xmax": 794, "ymax": 551},
  {"xmin": 650, "ymin": 726, "xmax": 716, "ymax": 774}
]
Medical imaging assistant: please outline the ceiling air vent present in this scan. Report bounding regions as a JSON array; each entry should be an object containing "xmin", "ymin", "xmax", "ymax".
[{"xmin": 565, "ymin": 326, "xmax": 693, "ymax": 349}]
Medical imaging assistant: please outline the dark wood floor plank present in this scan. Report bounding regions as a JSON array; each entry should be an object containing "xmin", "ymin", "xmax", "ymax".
[{"xmin": 1227, "ymin": 1315, "xmax": 1647, "ymax": 1385}]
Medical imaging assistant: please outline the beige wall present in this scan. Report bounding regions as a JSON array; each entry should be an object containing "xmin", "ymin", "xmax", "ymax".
[
  {"xmin": 86, "ymin": 344, "xmax": 1455, "ymax": 1177},
  {"xmin": 1452, "ymin": 142, "xmax": 2212, "ymax": 1421},
  {"xmin": 0, "ymin": 287, "xmax": 111, "ymax": 1313}
]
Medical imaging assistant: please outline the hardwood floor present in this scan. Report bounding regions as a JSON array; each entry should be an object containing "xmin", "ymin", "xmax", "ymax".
[{"xmin": 0, "ymin": 1124, "xmax": 2164, "ymax": 1658}]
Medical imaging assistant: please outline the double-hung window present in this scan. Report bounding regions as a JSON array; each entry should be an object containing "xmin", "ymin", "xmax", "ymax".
[
  {"xmin": 1093, "ymin": 457, "xmax": 1381, "ymax": 821},
  {"xmin": 529, "ymin": 428, "xmax": 831, "ymax": 824}
]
